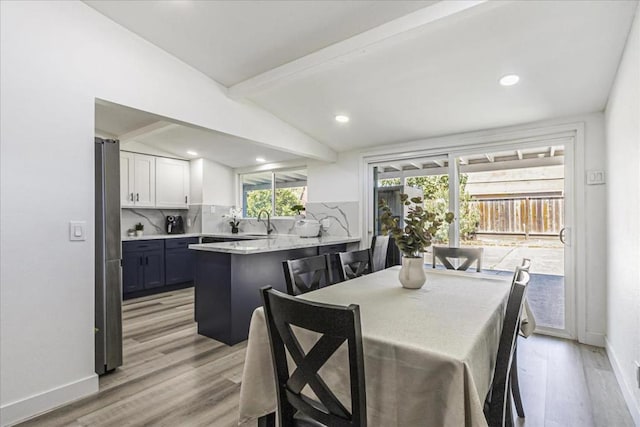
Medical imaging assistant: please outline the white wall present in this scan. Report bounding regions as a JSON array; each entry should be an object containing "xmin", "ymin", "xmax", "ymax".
[
  {"xmin": 189, "ymin": 158, "xmax": 235, "ymax": 206},
  {"xmin": 605, "ymin": 6, "xmax": 640, "ymax": 423},
  {"xmin": 0, "ymin": 2, "xmax": 332, "ymax": 425},
  {"xmin": 307, "ymin": 150, "xmax": 360, "ymax": 202},
  {"xmin": 308, "ymin": 112, "xmax": 609, "ymax": 347},
  {"xmin": 202, "ymin": 159, "xmax": 235, "ymax": 206},
  {"xmin": 190, "ymin": 159, "xmax": 204, "ymax": 205}
]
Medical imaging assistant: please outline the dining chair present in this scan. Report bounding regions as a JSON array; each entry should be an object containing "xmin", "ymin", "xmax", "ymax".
[
  {"xmin": 260, "ymin": 286, "xmax": 367, "ymax": 427},
  {"xmin": 338, "ymin": 249, "xmax": 373, "ymax": 282},
  {"xmin": 432, "ymin": 246, "xmax": 483, "ymax": 272},
  {"xmin": 370, "ymin": 235, "xmax": 390, "ymax": 272},
  {"xmin": 485, "ymin": 267, "xmax": 530, "ymax": 427},
  {"xmin": 282, "ymin": 254, "xmax": 333, "ymax": 296},
  {"xmin": 510, "ymin": 258, "xmax": 531, "ymax": 419}
]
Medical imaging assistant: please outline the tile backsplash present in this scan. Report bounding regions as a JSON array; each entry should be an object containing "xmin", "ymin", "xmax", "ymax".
[
  {"xmin": 121, "ymin": 201, "xmax": 360, "ymax": 237},
  {"xmin": 305, "ymin": 202, "xmax": 359, "ymax": 237},
  {"xmin": 121, "ymin": 208, "xmax": 192, "ymax": 236}
]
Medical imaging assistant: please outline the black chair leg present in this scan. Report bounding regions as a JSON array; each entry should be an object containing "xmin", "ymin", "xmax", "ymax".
[{"xmin": 511, "ymin": 344, "xmax": 525, "ymax": 418}]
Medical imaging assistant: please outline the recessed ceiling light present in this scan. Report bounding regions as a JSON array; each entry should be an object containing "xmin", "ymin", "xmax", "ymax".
[
  {"xmin": 256, "ymin": 157, "xmax": 266, "ymax": 163},
  {"xmin": 335, "ymin": 115, "xmax": 350, "ymax": 123},
  {"xmin": 499, "ymin": 74, "xmax": 520, "ymax": 86},
  {"xmin": 186, "ymin": 150, "xmax": 198, "ymax": 156}
]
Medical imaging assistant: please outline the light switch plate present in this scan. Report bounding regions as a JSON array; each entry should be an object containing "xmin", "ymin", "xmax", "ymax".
[
  {"xmin": 586, "ymin": 170, "xmax": 605, "ymax": 185},
  {"xmin": 69, "ymin": 221, "xmax": 86, "ymax": 241}
]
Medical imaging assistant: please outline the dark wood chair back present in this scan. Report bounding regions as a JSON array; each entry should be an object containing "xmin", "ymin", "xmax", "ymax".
[
  {"xmin": 261, "ymin": 287, "xmax": 367, "ymax": 427},
  {"xmin": 370, "ymin": 235, "xmax": 390, "ymax": 272},
  {"xmin": 432, "ymin": 246, "xmax": 483, "ymax": 272},
  {"xmin": 485, "ymin": 267, "xmax": 530, "ymax": 427},
  {"xmin": 283, "ymin": 254, "xmax": 333, "ymax": 296},
  {"xmin": 338, "ymin": 249, "xmax": 373, "ymax": 282}
]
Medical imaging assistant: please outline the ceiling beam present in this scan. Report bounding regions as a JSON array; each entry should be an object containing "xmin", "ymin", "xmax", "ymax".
[
  {"xmin": 117, "ymin": 121, "xmax": 178, "ymax": 142},
  {"xmin": 432, "ymin": 159, "xmax": 445, "ymax": 167},
  {"xmin": 516, "ymin": 150, "xmax": 523, "ymax": 160},
  {"xmin": 485, "ymin": 154, "xmax": 495, "ymax": 163},
  {"xmin": 228, "ymin": 1, "xmax": 488, "ymax": 99},
  {"xmin": 409, "ymin": 162, "xmax": 423, "ymax": 170},
  {"xmin": 549, "ymin": 146, "xmax": 556, "ymax": 157}
]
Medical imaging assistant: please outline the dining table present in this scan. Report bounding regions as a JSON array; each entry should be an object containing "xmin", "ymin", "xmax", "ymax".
[{"xmin": 238, "ymin": 266, "xmax": 515, "ymax": 427}]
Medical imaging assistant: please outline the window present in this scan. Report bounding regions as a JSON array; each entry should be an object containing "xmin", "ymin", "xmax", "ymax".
[{"xmin": 241, "ymin": 168, "xmax": 307, "ymax": 217}]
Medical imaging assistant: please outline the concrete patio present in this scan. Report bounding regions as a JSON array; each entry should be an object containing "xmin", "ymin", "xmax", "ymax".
[{"xmin": 426, "ymin": 236, "xmax": 565, "ymax": 329}]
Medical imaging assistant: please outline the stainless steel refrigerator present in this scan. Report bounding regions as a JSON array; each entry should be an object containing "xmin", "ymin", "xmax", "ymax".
[{"xmin": 95, "ymin": 137, "xmax": 123, "ymax": 375}]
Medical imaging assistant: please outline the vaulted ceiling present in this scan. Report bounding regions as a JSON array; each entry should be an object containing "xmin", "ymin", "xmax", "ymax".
[{"xmin": 86, "ymin": 0, "xmax": 638, "ymax": 155}]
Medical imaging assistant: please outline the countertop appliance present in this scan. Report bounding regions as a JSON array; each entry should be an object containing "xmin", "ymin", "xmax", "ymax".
[
  {"xmin": 294, "ymin": 219, "xmax": 321, "ymax": 237},
  {"xmin": 166, "ymin": 215, "xmax": 185, "ymax": 234},
  {"xmin": 94, "ymin": 137, "xmax": 123, "ymax": 375}
]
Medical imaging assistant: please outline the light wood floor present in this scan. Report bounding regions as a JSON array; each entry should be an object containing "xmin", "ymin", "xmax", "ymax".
[{"xmin": 18, "ymin": 288, "xmax": 634, "ymax": 427}]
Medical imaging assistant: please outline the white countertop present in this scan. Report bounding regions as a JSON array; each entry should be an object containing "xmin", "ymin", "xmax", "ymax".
[
  {"xmin": 188, "ymin": 235, "xmax": 361, "ymax": 255},
  {"xmin": 121, "ymin": 232, "xmax": 282, "ymax": 242}
]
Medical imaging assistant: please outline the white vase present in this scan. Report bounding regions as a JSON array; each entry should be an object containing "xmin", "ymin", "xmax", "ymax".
[
  {"xmin": 135, "ymin": 230, "xmax": 143, "ymax": 237},
  {"xmin": 399, "ymin": 256, "xmax": 426, "ymax": 289}
]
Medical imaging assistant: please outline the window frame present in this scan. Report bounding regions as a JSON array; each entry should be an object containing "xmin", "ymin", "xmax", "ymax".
[{"xmin": 239, "ymin": 167, "xmax": 307, "ymax": 218}]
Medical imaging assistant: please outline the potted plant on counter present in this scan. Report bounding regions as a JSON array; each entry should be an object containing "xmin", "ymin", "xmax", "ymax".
[
  {"xmin": 379, "ymin": 194, "xmax": 454, "ymax": 289},
  {"xmin": 134, "ymin": 222, "xmax": 144, "ymax": 237},
  {"xmin": 291, "ymin": 204, "xmax": 305, "ymax": 220},
  {"xmin": 224, "ymin": 208, "xmax": 241, "ymax": 234}
]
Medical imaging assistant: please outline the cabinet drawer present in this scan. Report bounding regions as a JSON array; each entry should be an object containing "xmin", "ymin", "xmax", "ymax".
[
  {"xmin": 165, "ymin": 237, "xmax": 199, "ymax": 250},
  {"xmin": 123, "ymin": 240, "xmax": 164, "ymax": 253}
]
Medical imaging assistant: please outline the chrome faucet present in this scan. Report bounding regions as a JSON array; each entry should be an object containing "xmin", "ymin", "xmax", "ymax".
[{"xmin": 257, "ymin": 209, "xmax": 274, "ymax": 235}]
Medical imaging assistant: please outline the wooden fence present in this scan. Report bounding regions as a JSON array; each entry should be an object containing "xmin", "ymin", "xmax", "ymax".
[{"xmin": 470, "ymin": 196, "xmax": 564, "ymax": 237}]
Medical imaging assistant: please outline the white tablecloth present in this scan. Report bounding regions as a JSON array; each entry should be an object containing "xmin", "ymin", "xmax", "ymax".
[{"xmin": 238, "ymin": 267, "xmax": 512, "ymax": 427}]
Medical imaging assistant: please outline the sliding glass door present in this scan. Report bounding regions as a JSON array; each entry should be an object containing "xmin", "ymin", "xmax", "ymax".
[{"xmin": 367, "ymin": 141, "xmax": 574, "ymax": 338}]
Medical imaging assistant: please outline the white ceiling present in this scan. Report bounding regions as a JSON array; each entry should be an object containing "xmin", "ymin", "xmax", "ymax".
[
  {"xmin": 87, "ymin": 1, "xmax": 637, "ymax": 154},
  {"xmin": 84, "ymin": 0, "xmax": 434, "ymax": 86},
  {"xmin": 95, "ymin": 101, "xmax": 303, "ymax": 168}
]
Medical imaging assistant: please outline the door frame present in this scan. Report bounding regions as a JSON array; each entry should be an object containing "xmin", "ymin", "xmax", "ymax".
[{"xmin": 360, "ymin": 122, "xmax": 586, "ymax": 342}]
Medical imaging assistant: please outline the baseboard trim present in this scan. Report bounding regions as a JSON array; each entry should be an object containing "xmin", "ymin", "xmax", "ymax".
[
  {"xmin": 0, "ymin": 374, "xmax": 98, "ymax": 427},
  {"xmin": 605, "ymin": 338, "xmax": 640, "ymax": 426},
  {"xmin": 583, "ymin": 331, "xmax": 606, "ymax": 347}
]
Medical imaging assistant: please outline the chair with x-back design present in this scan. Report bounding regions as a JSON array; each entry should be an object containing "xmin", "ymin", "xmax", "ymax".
[
  {"xmin": 283, "ymin": 254, "xmax": 333, "ymax": 296},
  {"xmin": 432, "ymin": 246, "xmax": 483, "ymax": 272},
  {"xmin": 337, "ymin": 249, "xmax": 373, "ymax": 282},
  {"xmin": 261, "ymin": 286, "xmax": 367, "ymax": 427}
]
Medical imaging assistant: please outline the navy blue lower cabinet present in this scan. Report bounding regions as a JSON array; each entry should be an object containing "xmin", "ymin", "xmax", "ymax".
[
  {"xmin": 122, "ymin": 240, "xmax": 166, "ymax": 295},
  {"xmin": 165, "ymin": 237, "xmax": 199, "ymax": 285},
  {"xmin": 122, "ymin": 251, "xmax": 144, "ymax": 293},
  {"xmin": 143, "ymin": 250, "xmax": 165, "ymax": 289}
]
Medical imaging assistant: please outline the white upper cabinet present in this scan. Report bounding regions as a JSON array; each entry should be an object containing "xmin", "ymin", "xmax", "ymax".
[
  {"xmin": 120, "ymin": 152, "xmax": 156, "ymax": 208},
  {"xmin": 120, "ymin": 152, "xmax": 134, "ymax": 207},
  {"xmin": 155, "ymin": 157, "xmax": 190, "ymax": 208}
]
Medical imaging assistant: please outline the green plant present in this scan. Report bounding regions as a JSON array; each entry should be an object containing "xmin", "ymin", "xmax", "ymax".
[
  {"xmin": 134, "ymin": 223, "xmax": 144, "ymax": 231},
  {"xmin": 379, "ymin": 194, "xmax": 454, "ymax": 257},
  {"xmin": 291, "ymin": 204, "xmax": 305, "ymax": 215}
]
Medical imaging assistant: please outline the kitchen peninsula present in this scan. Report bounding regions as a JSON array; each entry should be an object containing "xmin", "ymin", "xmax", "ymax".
[{"xmin": 189, "ymin": 235, "xmax": 360, "ymax": 345}]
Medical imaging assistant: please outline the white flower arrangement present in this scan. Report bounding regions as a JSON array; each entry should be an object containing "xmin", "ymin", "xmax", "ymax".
[{"xmin": 223, "ymin": 208, "xmax": 242, "ymax": 229}]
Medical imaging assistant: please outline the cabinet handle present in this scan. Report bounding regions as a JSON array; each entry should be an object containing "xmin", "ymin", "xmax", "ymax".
[
  {"xmin": 136, "ymin": 193, "xmax": 140, "ymax": 201},
  {"xmin": 185, "ymin": 195, "xmax": 188, "ymax": 204},
  {"xmin": 139, "ymin": 256, "xmax": 143, "ymax": 266},
  {"xmin": 145, "ymin": 256, "xmax": 149, "ymax": 265},
  {"xmin": 130, "ymin": 193, "xmax": 134, "ymax": 201}
]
